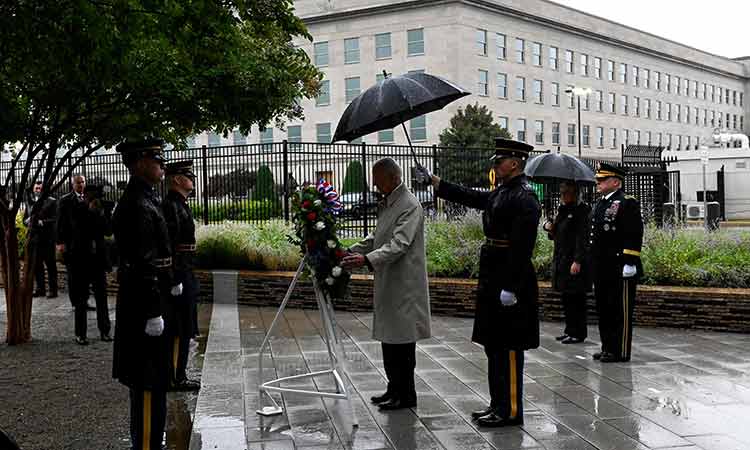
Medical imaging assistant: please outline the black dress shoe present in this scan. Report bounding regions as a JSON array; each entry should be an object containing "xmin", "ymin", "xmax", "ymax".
[
  {"xmin": 170, "ymin": 379, "xmax": 201, "ymax": 391},
  {"xmin": 600, "ymin": 353, "xmax": 628, "ymax": 363},
  {"xmin": 377, "ymin": 398, "xmax": 416, "ymax": 410},
  {"xmin": 592, "ymin": 352, "xmax": 603, "ymax": 360},
  {"xmin": 471, "ymin": 406, "xmax": 494, "ymax": 420},
  {"xmin": 476, "ymin": 411, "xmax": 523, "ymax": 427},
  {"xmin": 32, "ymin": 290, "xmax": 45, "ymax": 297},
  {"xmin": 100, "ymin": 333, "xmax": 113, "ymax": 342},
  {"xmin": 370, "ymin": 392, "xmax": 393, "ymax": 404},
  {"xmin": 555, "ymin": 334, "xmax": 568, "ymax": 341},
  {"xmin": 561, "ymin": 336, "xmax": 584, "ymax": 344},
  {"xmin": 75, "ymin": 336, "xmax": 89, "ymax": 346}
]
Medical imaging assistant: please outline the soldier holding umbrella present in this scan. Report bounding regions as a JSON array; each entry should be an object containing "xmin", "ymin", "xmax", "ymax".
[{"xmin": 418, "ymin": 138, "xmax": 541, "ymax": 427}]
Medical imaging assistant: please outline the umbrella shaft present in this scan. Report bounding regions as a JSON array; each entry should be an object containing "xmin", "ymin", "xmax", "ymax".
[{"xmin": 400, "ymin": 121, "xmax": 421, "ymax": 168}]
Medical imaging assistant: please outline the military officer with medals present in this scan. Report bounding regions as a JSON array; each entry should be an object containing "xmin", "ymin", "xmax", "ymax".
[
  {"xmin": 417, "ymin": 138, "xmax": 541, "ymax": 427},
  {"xmin": 162, "ymin": 160, "xmax": 200, "ymax": 391},
  {"xmin": 590, "ymin": 163, "xmax": 644, "ymax": 363},
  {"xmin": 112, "ymin": 138, "xmax": 172, "ymax": 450}
]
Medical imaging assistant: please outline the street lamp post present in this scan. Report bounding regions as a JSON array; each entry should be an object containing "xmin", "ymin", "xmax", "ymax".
[{"xmin": 565, "ymin": 87, "xmax": 592, "ymax": 158}]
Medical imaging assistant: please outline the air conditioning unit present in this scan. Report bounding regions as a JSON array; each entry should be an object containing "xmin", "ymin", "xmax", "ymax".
[{"xmin": 686, "ymin": 203, "xmax": 705, "ymax": 219}]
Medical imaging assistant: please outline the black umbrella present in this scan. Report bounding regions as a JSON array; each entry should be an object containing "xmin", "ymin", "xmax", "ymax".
[
  {"xmin": 524, "ymin": 150, "xmax": 596, "ymax": 184},
  {"xmin": 332, "ymin": 71, "xmax": 470, "ymax": 165}
]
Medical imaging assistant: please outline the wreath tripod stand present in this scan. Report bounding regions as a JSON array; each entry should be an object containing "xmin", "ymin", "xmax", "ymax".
[{"xmin": 256, "ymin": 255, "xmax": 358, "ymax": 427}]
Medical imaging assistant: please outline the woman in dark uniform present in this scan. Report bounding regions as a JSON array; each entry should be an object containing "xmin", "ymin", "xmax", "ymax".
[{"xmin": 543, "ymin": 180, "xmax": 591, "ymax": 344}]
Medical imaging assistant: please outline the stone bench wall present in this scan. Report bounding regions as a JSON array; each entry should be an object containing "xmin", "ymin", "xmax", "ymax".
[
  {"xmin": 16, "ymin": 265, "xmax": 749, "ymax": 333},
  {"xmin": 194, "ymin": 270, "xmax": 750, "ymax": 334}
]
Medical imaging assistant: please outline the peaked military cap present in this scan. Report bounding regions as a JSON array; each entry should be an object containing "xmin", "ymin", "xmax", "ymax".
[
  {"xmin": 115, "ymin": 137, "xmax": 167, "ymax": 164},
  {"xmin": 490, "ymin": 138, "xmax": 534, "ymax": 161},
  {"xmin": 165, "ymin": 160, "xmax": 195, "ymax": 178},
  {"xmin": 595, "ymin": 162, "xmax": 628, "ymax": 180}
]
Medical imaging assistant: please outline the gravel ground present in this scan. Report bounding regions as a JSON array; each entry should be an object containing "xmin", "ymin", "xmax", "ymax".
[{"xmin": 0, "ymin": 293, "xmax": 209, "ymax": 450}]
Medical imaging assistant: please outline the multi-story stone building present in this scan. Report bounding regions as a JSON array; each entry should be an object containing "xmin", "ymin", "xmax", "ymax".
[{"xmin": 192, "ymin": 0, "xmax": 749, "ymax": 160}]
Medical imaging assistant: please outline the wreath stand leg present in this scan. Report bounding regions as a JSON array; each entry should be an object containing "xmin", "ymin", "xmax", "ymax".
[{"xmin": 256, "ymin": 254, "xmax": 359, "ymax": 428}]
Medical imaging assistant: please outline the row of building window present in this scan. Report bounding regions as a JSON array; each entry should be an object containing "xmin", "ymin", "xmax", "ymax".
[
  {"xmin": 313, "ymin": 29, "xmax": 425, "ymax": 67},
  {"xmin": 199, "ymin": 117, "xmax": 427, "ymax": 147},
  {"xmin": 477, "ymin": 72, "xmax": 744, "ymax": 130},
  {"xmin": 315, "ymin": 69, "xmax": 425, "ymax": 106},
  {"xmin": 500, "ymin": 117, "xmax": 707, "ymax": 151},
  {"xmin": 475, "ymin": 29, "xmax": 744, "ymax": 107}
]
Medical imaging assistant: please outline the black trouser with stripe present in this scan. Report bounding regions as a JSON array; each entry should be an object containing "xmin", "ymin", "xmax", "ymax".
[
  {"xmin": 562, "ymin": 292, "xmax": 588, "ymax": 340},
  {"xmin": 485, "ymin": 348, "xmax": 524, "ymax": 420},
  {"xmin": 594, "ymin": 277, "xmax": 637, "ymax": 360},
  {"xmin": 129, "ymin": 388, "xmax": 166, "ymax": 450},
  {"xmin": 167, "ymin": 272, "xmax": 196, "ymax": 384},
  {"xmin": 381, "ymin": 342, "xmax": 417, "ymax": 404}
]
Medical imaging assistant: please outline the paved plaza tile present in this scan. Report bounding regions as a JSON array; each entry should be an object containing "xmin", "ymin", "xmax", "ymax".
[{"xmin": 190, "ymin": 300, "xmax": 750, "ymax": 450}]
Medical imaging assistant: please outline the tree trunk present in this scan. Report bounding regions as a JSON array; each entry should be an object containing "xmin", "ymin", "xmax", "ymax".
[{"xmin": 2, "ymin": 210, "xmax": 35, "ymax": 345}]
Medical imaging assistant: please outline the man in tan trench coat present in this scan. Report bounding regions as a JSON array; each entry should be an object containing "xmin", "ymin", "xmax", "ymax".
[{"xmin": 342, "ymin": 157, "xmax": 431, "ymax": 411}]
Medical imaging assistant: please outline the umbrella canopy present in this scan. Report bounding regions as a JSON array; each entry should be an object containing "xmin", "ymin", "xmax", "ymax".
[
  {"xmin": 332, "ymin": 72, "xmax": 470, "ymax": 143},
  {"xmin": 524, "ymin": 151, "xmax": 596, "ymax": 184}
]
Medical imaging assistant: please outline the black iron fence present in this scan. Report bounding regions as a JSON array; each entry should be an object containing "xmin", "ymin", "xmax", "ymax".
[{"xmin": 2, "ymin": 141, "xmax": 671, "ymax": 236}]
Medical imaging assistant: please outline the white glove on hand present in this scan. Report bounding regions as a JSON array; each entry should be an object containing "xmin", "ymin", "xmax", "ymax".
[
  {"xmin": 415, "ymin": 165, "xmax": 432, "ymax": 186},
  {"xmin": 170, "ymin": 283, "xmax": 183, "ymax": 296},
  {"xmin": 145, "ymin": 316, "xmax": 164, "ymax": 336},
  {"xmin": 499, "ymin": 290, "xmax": 518, "ymax": 306},
  {"xmin": 622, "ymin": 264, "xmax": 637, "ymax": 278}
]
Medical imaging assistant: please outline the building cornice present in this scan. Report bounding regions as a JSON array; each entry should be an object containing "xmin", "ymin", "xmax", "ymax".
[{"xmin": 301, "ymin": 0, "xmax": 748, "ymax": 81}]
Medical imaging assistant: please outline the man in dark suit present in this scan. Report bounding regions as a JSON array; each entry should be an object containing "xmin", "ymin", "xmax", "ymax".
[
  {"xmin": 25, "ymin": 181, "xmax": 58, "ymax": 298},
  {"xmin": 162, "ymin": 160, "xmax": 200, "ymax": 391},
  {"xmin": 590, "ymin": 163, "xmax": 644, "ymax": 363},
  {"xmin": 112, "ymin": 137, "xmax": 172, "ymax": 450},
  {"xmin": 57, "ymin": 175, "xmax": 113, "ymax": 344}
]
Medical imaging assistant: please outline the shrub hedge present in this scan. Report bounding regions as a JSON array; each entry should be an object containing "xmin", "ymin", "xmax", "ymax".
[
  {"xmin": 192, "ymin": 199, "xmax": 282, "ymax": 222},
  {"xmin": 195, "ymin": 215, "xmax": 750, "ymax": 289}
]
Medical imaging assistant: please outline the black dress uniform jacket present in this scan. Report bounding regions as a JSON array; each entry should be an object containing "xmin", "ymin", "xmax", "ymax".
[
  {"xmin": 437, "ymin": 175, "xmax": 541, "ymax": 350},
  {"xmin": 590, "ymin": 189, "xmax": 644, "ymax": 280},
  {"xmin": 162, "ymin": 190, "xmax": 196, "ymax": 283},
  {"xmin": 549, "ymin": 202, "xmax": 592, "ymax": 294},
  {"xmin": 112, "ymin": 176, "xmax": 172, "ymax": 390}
]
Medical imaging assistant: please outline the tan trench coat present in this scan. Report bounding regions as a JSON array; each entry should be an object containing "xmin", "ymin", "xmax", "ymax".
[{"xmin": 350, "ymin": 184, "xmax": 431, "ymax": 344}]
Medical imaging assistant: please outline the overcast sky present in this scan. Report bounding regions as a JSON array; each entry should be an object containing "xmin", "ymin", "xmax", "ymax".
[{"xmin": 552, "ymin": 0, "xmax": 747, "ymax": 59}]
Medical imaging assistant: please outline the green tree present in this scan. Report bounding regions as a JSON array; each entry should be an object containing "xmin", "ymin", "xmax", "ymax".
[
  {"xmin": 342, "ymin": 161, "xmax": 367, "ymax": 194},
  {"xmin": 0, "ymin": 0, "xmax": 321, "ymax": 344},
  {"xmin": 207, "ymin": 168, "xmax": 256, "ymax": 198},
  {"xmin": 437, "ymin": 103, "xmax": 512, "ymax": 188},
  {"xmin": 253, "ymin": 165, "xmax": 276, "ymax": 201}
]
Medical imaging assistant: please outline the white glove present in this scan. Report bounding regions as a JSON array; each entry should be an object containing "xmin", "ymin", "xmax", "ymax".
[
  {"xmin": 170, "ymin": 283, "xmax": 183, "ymax": 296},
  {"xmin": 623, "ymin": 264, "xmax": 637, "ymax": 278},
  {"xmin": 145, "ymin": 316, "xmax": 164, "ymax": 336},
  {"xmin": 23, "ymin": 217, "xmax": 30, "ymax": 227},
  {"xmin": 37, "ymin": 220, "xmax": 44, "ymax": 227},
  {"xmin": 499, "ymin": 290, "xmax": 518, "ymax": 306},
  {"xmin": 415, "ymin": 165, "xmax": 432, "ymax": 186}
]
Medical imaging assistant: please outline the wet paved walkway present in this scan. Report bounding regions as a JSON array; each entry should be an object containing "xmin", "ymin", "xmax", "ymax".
[{"xmin": 193, "ymin": 299, "xmax": 750, "ymax": 450}]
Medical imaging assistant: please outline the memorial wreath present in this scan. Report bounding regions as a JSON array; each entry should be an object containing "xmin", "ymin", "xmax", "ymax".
[{"xmin": 290, "ymin": 179, "xmax": 351, "ymax": 299}]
